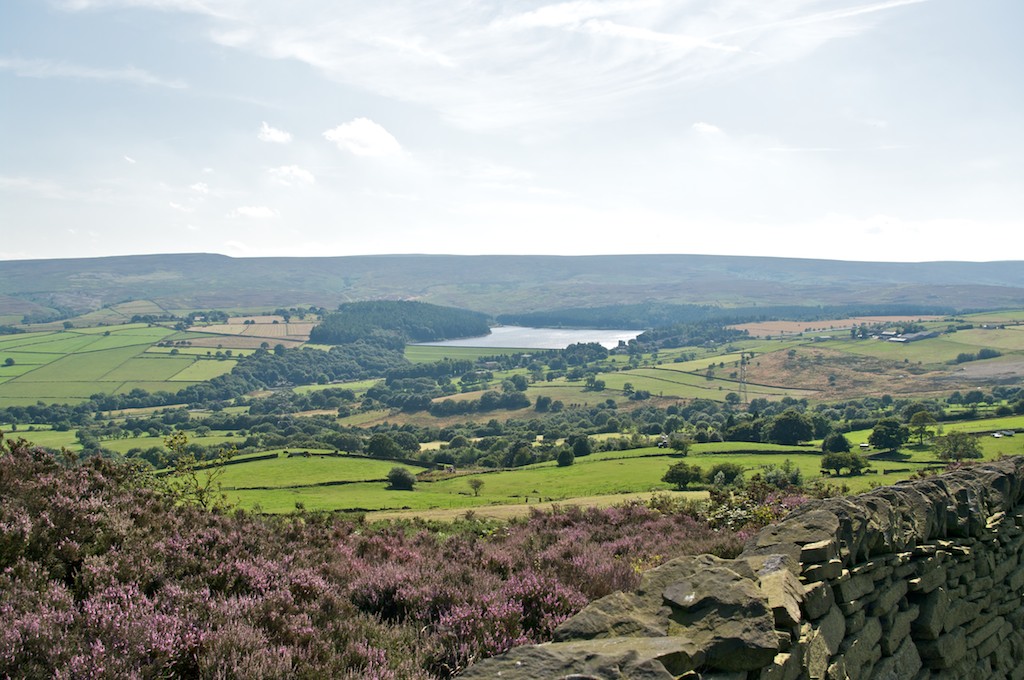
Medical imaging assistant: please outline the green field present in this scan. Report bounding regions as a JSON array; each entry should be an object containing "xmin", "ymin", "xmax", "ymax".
[
  {"xmin": 294, "ymin": 379, "xmax": 380, "ymax": 395},
  {"xmin": 948, "ymin": 328, "xmax": 1024, "ymax": 352},
  {"xmin": 218, "ymin": 442, "xmax": 946, "ymax": 513},
  {"xmin": 218, "ymin": 452, "xmax": 421, "ymax": 489},
  {"xmin": 826, "ymin": 336, "xmax": 1000, "ymax": 366},
  {"xmin": 169, "ymin": 359, "xmax": 239, "ymax": 381},
  {"xmin": 0, "ymin": 326, "xmax": 235, "ymax": 408},
  {"xmin": 404, "ymin": 345, "xmax": 536, "ymax": 363}
]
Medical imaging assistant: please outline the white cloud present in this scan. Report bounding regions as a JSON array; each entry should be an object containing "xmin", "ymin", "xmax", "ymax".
[
  {"xmin": 190, "ymin": 182, "xmax": 209, "ymax": 194},
  {"xmin": 0, "ymin": 57, "xmax": 185, "ymax": 88},
  {"xmin": 323, "ymin": 118, "xmax": 402, "ymax": 156},
  {"xmin": 692, "ymin": 122, "xmax": 723, "ymax": 136},
  {"xmin": 168, "ymin": 201, "xmax": 193, "ymax": 212},
  {"xmin": 123, "ymin": 155, "xmax": 137, "ymax": 164},
  {"xmin": 258, "ymin": 121, "xmax": 292, "ymax": 143},
  {"xmin": 230, "ymin": 205, "xmax": 278, "ymax": 219},
  {"xmin": 267, "ymin": 165, "xmax": 315, "ymax": 185}
]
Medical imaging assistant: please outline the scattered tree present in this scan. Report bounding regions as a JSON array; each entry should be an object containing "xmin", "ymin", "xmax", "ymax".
[
  {"xmin": 933, "ymin": 431, "xmax": 983, "ymax": 461},
  {"xmin": 572, "ymin": 437, "xmax": 593, "ymax": 457},
  {"xmin": 821, "ymin": 432, "xmax": 852, "ymax": 454},
  {"xmin": 467, "ymin": 478, "xmax": 484, "ymax": 496},
  {"xmin": 909, "ymin": 410, "xmax": 937, "ymax": 445},
  {"xmin": 556, "ymin": 447, "xmax": 575, "ymax": 467},
  {"xmin": 367, "ymin": 433, "xmax": 403, "ymax": 459},
  {"xmin": 868, "ymin": 418, "xmax": 910, "ymax": 452},
  {"xmin": 821, "ymin": 451, "xmax": 868, "ymax": 476},
  {"xmin": 662, "ymin": 461, "xmax": 703, "ymax": 490},
  {"xmin": 668, "ymin": 434, "xmax": 692, "ymax": 455},
  {"xmin": 764, "ymin": 409, "xmax": 814, "ymax": 445}
]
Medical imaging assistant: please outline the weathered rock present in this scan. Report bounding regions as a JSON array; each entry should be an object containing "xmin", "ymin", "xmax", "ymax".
[
  {"xmin": 880, "ymin": 603, "xmax": 917, "ymax": 655},
  {"xmin": 745, "ymin": 507, "xmax": 841, "ymax": 572},
  {"xmin": 553, "ymin": 591, "xmax": 667, "ymax": 642},
  {"xmin": 917, "ymin": 627, "xmax": 967, "ymax": 669},
  {"xmin": 910, "ymin": 586, "xmax": 948, "ymax": 640},
  {"xmin": 838, "ymin": 616, "xmax": 881, "ymax": 678},
  {"xmin": 759, "ymin": 568, "xmax": 804, "ymax": 629},
  {"xmin": 872, "ymin": 636, "xmax": 922, "ymax": 680},
  {"xmin": 456, "ymin": 636, "xmax": 703, "ymax": 679},
  {"xmin": 869, "ymin": 579, "xmax": 907, "ymax": 617},
  {"xmin": 802, "ymin": 581, "xmax": 834, "ymax": 621},
  {"xmin": 804, "ymin": 607, "xmax": 846, "ymax": 679},
  {"xmin": 662, "ymin": 567, "xmax": 779, "ymax": 671}
]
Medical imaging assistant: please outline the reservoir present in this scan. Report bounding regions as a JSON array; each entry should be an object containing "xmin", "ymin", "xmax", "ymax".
[{"xmin": 416, "ymin": 326, "xmax": 641, "ymax": 350}]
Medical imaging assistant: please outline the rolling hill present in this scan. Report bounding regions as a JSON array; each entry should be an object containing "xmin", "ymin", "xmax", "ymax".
[{"xmin": 1, "ymin": 253, "xmax": 1022, "ymax": 318}]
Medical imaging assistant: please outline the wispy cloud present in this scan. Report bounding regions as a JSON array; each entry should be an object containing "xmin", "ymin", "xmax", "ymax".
[
  {"xmin": 54, "ymin": 0, "xmax": 930, "ymax": 130},
  {"xmin": 189, "ymin": 182, "xmax": 209, "ymax": 194},
  {"xmin": 0, "ymin": 57, "xmax": 185, "ymax": 88},
  {"xmin": 268, "ymin": 165, "xmax": 315, "ymax": 185},
  {"xmin": 258, "ymin": 121, "xmax": 292, "ymax": 143},
  {"xmin": 323, "ymin": 118, "xmax": 402, "ymax": 157},
  {"xmin": 123, "ymin": 155, "xmax": 137, "ymax": 164}
]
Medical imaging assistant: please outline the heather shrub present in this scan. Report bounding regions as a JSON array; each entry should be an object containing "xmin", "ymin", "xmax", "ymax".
[{"xmin": 0, "ymin": 436, "xmax": 762, "ymax": 678}]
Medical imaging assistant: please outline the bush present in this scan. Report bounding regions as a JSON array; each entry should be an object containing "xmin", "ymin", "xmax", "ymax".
[
  {"xmin": 386, "ymin": 466, "xmax": 417, "ymax": 490},
  {"xmin": 663, "ymin": 461, "xmax": 703, "ymax": 490},
  {"xmin": 705, "ymin": 462, "xmax": 744, "ymax": 486}
]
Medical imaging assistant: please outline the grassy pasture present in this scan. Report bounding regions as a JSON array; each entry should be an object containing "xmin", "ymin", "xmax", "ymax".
[
  {"xmin": 964, "ymin": 311, "xmax": 1024, "ymax": 323},
  {"xmin": 146, "ymin": 346, "xmax": 257, "ymax": 358},
  {"xmin": 70, "ymin": 301, "xmax": 169, "ymax": 327},
  {"xmin": 222, "ymin": 445, "xmax": 928, "ymax": 513},
  {"xmin": 0, "ymin": 331, "xmax": 63, "ymax": 349},
  {"xmin": 293, "ymin": 379, "xmax": 380, "ymax": 395},
  {"xmin": 825, "ymin": 336, "xmax": 985, "ymax": 365},
  {"xmin": 100, "ymin": 356, "xmax": 194, "ymax": 382},
  {"xmin": 18, "ymin": 346, "xmax": 146, "ymax": 382},
  {"xmin": 523, "ymin": 383, "xmax": 624, "ymax": 406},
  {"xmin": 112, "ymin": 381, "xmax": 201, "ymax": 394},
  {"xmin": 217, "ymin": 453, "xmax": 421, "ymax": 490},
  {"xmin": 947, "ymin": 328, "xmax": 1024, "ymax": 352},
  {"xmin": 186, "ymin": 334, "xmax": 303, "ymax": 349},
  {"xmin": 0, "ymin": 325, "xmax": 230, "ymax": 407},
  {"xmin": 405, "ymin": 345, "xmax": 537, "ymax": 363},
  {"xmin": 168, "ymin": 360, "xmax": 237, "ymax": 381}
]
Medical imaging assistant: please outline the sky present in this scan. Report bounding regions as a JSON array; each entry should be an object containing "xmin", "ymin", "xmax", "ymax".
[{"xmin": 1, "ymin": 0, "xmax": 1021, "ymax": 262}]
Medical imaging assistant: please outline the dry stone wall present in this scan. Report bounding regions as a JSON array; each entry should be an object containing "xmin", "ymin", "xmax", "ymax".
[{"xmin": 459, "ymin": 457, "xmax": 1024, "ymax": 679}]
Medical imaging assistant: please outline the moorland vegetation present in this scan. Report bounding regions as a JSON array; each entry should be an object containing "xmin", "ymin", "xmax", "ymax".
[{"xmin": 2, "ymin": 260, "xmax": 1024, "ymax": 676}]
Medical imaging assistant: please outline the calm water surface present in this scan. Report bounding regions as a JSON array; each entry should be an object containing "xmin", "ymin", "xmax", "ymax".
[{"xmin": 417, "ymin": 326, "xmax": 641, "ymax": 350}]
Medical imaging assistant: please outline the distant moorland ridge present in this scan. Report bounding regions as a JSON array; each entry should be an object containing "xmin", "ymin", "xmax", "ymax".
[{"xmin": 1, "ymin": 253, "xmax": 1022, "ymax": 317}]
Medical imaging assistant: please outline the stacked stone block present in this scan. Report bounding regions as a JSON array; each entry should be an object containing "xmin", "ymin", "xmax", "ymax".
[{"xmin": 459, "ymin": 457, "xmax": 1024, "ymax": 679}]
